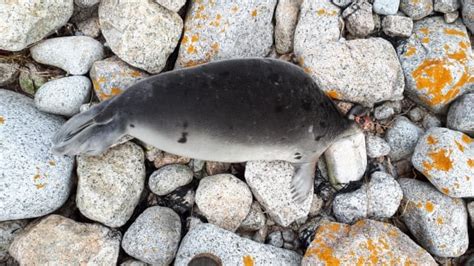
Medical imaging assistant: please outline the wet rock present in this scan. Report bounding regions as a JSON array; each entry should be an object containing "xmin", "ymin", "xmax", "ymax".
[
  {"xmin": 343, "ymin": 0, "xmax": 375, "ymax": 38},
  {"xmin": 0, "ymin": 90, "xmax": 73, "ymax": 221},
  {"xmin": 195, "ymin": 174, "xmax": 252, "ymax": 231},
  {"xmin": 434, "ymin": 0, "xmax": 460, "ymax": 13},
  {"xmin": 398, "ymin": 178, "xmax": 469, "ymax": 257},
  {"xmin": 412, "ymin": 127, "xmax": 474, "ymax": 197},
  {"xmin": 373, "ymin": 0, "xmax": 400, "ymax": 15},
  {"xmin": 0, "ymin": 1, "xmax": 74, "ymax": 51},
  {"xmin": 397, "ymin": 17, "xmax": 473, "ymax": 113},
  {"xmin": 0, "ymin": 62, "xmax": 19, "ymax": 86},
  {"xmin": 149, "ymin": 164, "xmax": 193, "ymax": 196},
  {"xmin": 400, "ymin": 0, "xmax": 433, "ymax": 20},
  {"xmin": 99, "ymin": 0, "xmax": 183, "ymax": 73},
  {"xmin": 122, "ymin": 206, "xmax": 181, "ymax": 265},
  {"xmin": 155, "ymin": 0, "xmax": 186, "ymax": 12},
  {"xmin": 385, "ymin": 116, "xmax": 424, "ymax": 161},
  {"xmin": 444, "ymin": 10, "xmax": 460, "ymax": 23},
  {"xmin": 302, "ymin": 219, "xmax": 436, "ymax": 265},
  {"xmin": 30, "ymin": 36, "xmax": 104, "ymax": 75},
  {"xmin": 382, "ymin": 15, "xmax": 414, "ymax": 38},
  {"xmin": 374, "ymin": 104, "xmax": 395, "ymax": 120},
  {"xmin": 462, "ymin": 0, "xmax": 474, "ymax": 32},
  {"xmin": 239, "ymin": 201, "xmax": 266, "ymax": 231},
  {"xmin": 9, "ymin": 215, "xmax": 121, "ymax": 265},
  {"xmin": 77, "ymin": 16, "xmax": 101, "ymax": 38},
  {"xmin": 76, "ymin": 142, "xmax": 146, "ymax": 227},
  {"xmin": 275, "ymin": 0, "xmax": 301, "ymax": 54},
  {"xmin": 175, "ymin": 223, "xmax": 302, "ymax": 265},
  {"xmin": 0, "ymin": 220, "xmax": 27, "ymax": 263},
  {"xmin": 366, "ymin": 135, "xmax": 391, "ymax": 158},
  {"xmin": 422, "ymin": 113, "xmax": 442, "ymax": 129},
  {"xmin": 245, "ymin": 161, "xmax": 312, "ymax": 227},
  {"xmin": 447, "ymin": 93, "xmax": 474, "ymax": 135}
]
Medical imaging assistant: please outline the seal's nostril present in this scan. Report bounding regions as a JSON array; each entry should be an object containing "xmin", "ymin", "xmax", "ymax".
[{"xmin": 188, "ymin": 253, "xmax": 222, "ymax": 266}]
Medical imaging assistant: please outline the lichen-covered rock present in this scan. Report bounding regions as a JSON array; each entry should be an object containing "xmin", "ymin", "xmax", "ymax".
[
  {"xmin": 30, "ymin": 36, "xmax": 104, "ymax": 75},
  {"xmin": 397, "ymin": 17, "xmax": 473, "ymax": 113},
  {"xmin": 412, "ymin": 127, "xmax": 474, "ymax": 197},
  {"xmin": 447, "ymin": 93, "xmax": 474, "ymax": 135},
  {"xmin": 382, "ymin": 15, "xmax": 414, "ymax": 37},
  {"xmin": 302, "ymin": 219, "xmax": 436, "ymax": 265},
  {"xmin": 175, "ymin": 0, "xmax": 277, "ymax": 68},
  {"xmin": 400, "ymin": 0, "xmax": 433, "ymax": 20},
  {"xmin": 434, "ymin": 0, "xmax": 460, "ymax": 13},
  {"xmin": 196, "ymin": 174, "xmax": 252, "ymax": 231},
  {"xmin": 343, "ymin": 0, "xmax": 375, "ymax": 38},
  {"xmin": 366, "ymin": 135, "xmax": 391, "ymax": 158},
  {"xmin": 0, "ymin": 220, "xmax": 27, "ymax": 263},
  {"xmin": 99, "ymin": 0, "xmax": 183, "ymax": 73},
  {"xmin": 0, "ymin": 1, "xmax": 74, "ymax": 51},
  {"xmin": 0, "ymin": 62, "xmax": 19, "ymax": 86},
  {"xmin": 9, "ymin": 215, "xmax": 121, "ymax": 265},
  {"xmin": 245, "ymin": 161, "xmax": 312, "ymax": 226},
  {"xmin": 275, "ymin": 0, "xmax": 301, "ymax": 54},
  {"xmin": 297, "ymin": 38, "xmax": 405, "ymax": 107},
  {"xmin": 385, "ymin": 116, "xmax": 424, "ymax": 161},
  {"xmin": 155, "ymin": 0, "xmax": 186, "ymax": 12},
  {"xmin": 76, "ymin": 142, "xmax": 146, "ymax": 227},
  {"xmin": 373, "ymin": 0, "xmax": 400, "ymax": 15},
  {"xmin": 122, "ymin": 206, "xmax": 181, "ymax": 265},
  {"xmin": 462, "ymin": 0, "xmax": 474, "ymax": 32},
  {"xmin": 175, "ymin": 223, "xmax": 301, "ymax": 265},
  {"xmin": 149, "ymin": 164, "xmax": 193, "ymax": 196},
  {"xmin": 398, "ymin": 178, "xmax": 469, "ymax": 257},
  {"xmin": 0, "ymin": 90, "xmax": 73, "ymax": 221}
]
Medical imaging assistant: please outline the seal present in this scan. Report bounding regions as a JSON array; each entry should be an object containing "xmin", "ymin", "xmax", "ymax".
[{"xmin": 52, "ymin": 58, "xmax": 359, "ymax": 202}]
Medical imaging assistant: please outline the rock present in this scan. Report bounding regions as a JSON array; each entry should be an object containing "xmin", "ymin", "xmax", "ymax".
[
  {"xmin": 205, "ymin": 161, "xmax": 231, "ymax": 176},
  {"xmin": 0, "ymin": 90, "xmax": 73, "ymax": 221},
  {"xmin": 397, "ymin": 17, "xmax": 473, "ymax": 113},
  {"xmin": 275, "ymin": 0, "xmax": 301, "ymax": 54},
  {"xmin": 412, "ymin": 127, "xmax": 474, "ymax": 197},
  {"xmin": 332, "ymin": 172, "xmax": 403, "ymax": 223},
  {"xmin": 444, "ymin": 10, "xmax": 460, "ymax": 23},
  {"xmin": 382, "ymin": 15, "xmax": 414, "ymax": 37},
  {"xmin": 408, "ymin": 107, "xmax": 426, "ymax": 122},
  {"xmin": 122, "ymin": 206, "xmax": 181, "ymax": 265},
  {"xmin": 245, "ymin": 161, "xmax": 312, "ymax": 227},
  {"xmin": 153, "ymin": 150, "xmax": 191, "ymax": 168},
  {"xmin": 343, "ymin": 0, "xmax": 375, "ymax": 38},
  {"xmin": 0, "ymin": 1, "xmax": 74, "ymax": 51},
  {"xmin": 77, "ymin": 16, "xmax": 101, "ymax": 38},
  {"xmin": 9, "ymin": 215, "xmax": 120, "ymax": 264},
  {"xmin": 366, "ymin": 135, "xmax": 391, "ymax": 158},
  {"xmin": 34, "ymin": 76, "xmax": 91, "ymax": 117},
  {"xmin": 149, "ymin": 164, "xmax": 193, "ymax": 196},
  {"xmin": 30, "ymin": 36, "xmax": 104, "ymax": 75},
  {"xmin": 76, "ymin": 142, "xmax": 146, "ymax": 227},
  {"xmin": 155, "ymin": 0, "xmax": 186, "ymax": 12},
  {"xmin": 120, "ymin": 259, "xmax": 148, "ymax": 266},
  {"xmin": 468, "ymin": 201, "xmax": 474, "ymax": 228},
  {"xmin": 325, "ymin": 130, "xmax": 367, "ymax": 188},
  {"xmin": 447, "ymin": 93, "xmax": 474, "ymax": 135},
  {"xmin": 400, "ymin": 0, "xmax": 433, "ymax": 20},
  {"xmin": 302, "ymin": 219, "xmax": 436, "ymax": 265},
  {"xmin": 296, "ymin": 38, "xmax": 405, "ymax": 107},
  {"xmin": 159, "ymin": 183, "xmax": 196, "ymax": 215},
  {"xmin": 0, "ymin": 220, "xmax": 27, "ymax": 263},
  {"xmin": 0, "ymin": 62, "xmax": 19, "ymax": 86},
  {"xmin": 385, "ymin": 116, "xmax": 424, "ymax": 161},
  {"xmin": 332, "ymin": 0, "xmax": 353, "ymax": 8},
  {"xmin": 373, "ymin": 0, "xmax": 400, "ymax": 15},
  {"xmin": 175, "ymin": 223, "xmax": 301, "ymax": 265},
  {"xmin": 175, "ymin": 0, "xmax": 276, "ymax": 68},
  {"xmin": 374, "ymin": 104, "xmax": 395, "ymax": 120},
  {"xmin": 434, "ymin": 0, "xmax": 460, "ymax": 13},
  {"xmin": 195, "ymin": 174, "xmax": 252, "ymax": 231},
  {"xmin": 267, "ymin": 231, "xmax": 284, "ymax": 248},
  {"xmin": 239, "ymin": 202, "xmax": 266, "ymax": 231},
  {"xmin": 308, "ymin": 195, "xmax": 324, "ymax": 217},
  {"xmin": 99, "ymin": 0, "xmax": 183, "ymax": 73},
  {"xmin": 75, "ymin": 0, "xmax": 100, "ymax": 8},
  {"xmin": 422, "ymin": 113, "xmax": 442, "ymax": 129},
  {"xmin": 18, "ymin": 63, "xmax": 47, "ymax": 96},
  {"xmin": 462, "ymin": 0, "xmax": 474, "ymax": 32},
  {"xmin": 398, "ymin": 178, "xmax": 469, "ymax": 257}
]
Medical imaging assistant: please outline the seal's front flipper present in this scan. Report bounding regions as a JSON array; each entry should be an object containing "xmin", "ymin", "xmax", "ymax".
[{"xmin": 290, "ymin": 160, "xmax": 316, "ymax": 204}]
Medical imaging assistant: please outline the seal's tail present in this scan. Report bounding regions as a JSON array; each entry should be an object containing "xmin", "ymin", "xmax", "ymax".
[{"xmin": 52, "ymin": 101, "xmax": 125, "ymax": 156}]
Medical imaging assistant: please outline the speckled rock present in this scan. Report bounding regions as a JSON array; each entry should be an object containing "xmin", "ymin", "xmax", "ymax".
[
  {"xmin": 122, "ymin": 206, "xmax": 181, "ymax": 265},
  {"xmin": 76, "ymin": 142, "xmax": 146, "ymax": 227},
  {"xmin": 205, "ymin": 161, "xmax": 231, "ymax": 176},
  {"xmin": 385, "ymin": 116, "xmax": 424, "ymax": 161},
  {"xmin": 99, "ymin": 0, "xmax": 182, "ymax": 73},
  {"xmin": 120, "ymin": 259, "xmax": 147, "ymax": 266},
  {"xmin": 302, "ymin": 219, "xmax": 436, "ymax": 265},
  {"xmin": 374, "ymin": 104, "xmax": 395, "ymax": 120},
  {"xmin": 0, "ymin": 90, "xmax": 73, "ymax": 221},
  {"xmin": 444, "ymin": 10, "xmax": 460, "ymax": 23},
  {"xmin": 195, "ymin": 174, "xmax": 252, "ymax": 231},
  {"xmin": 397, "ymin": 17, "xmax": 473, "ymax": 113},
  {"xmin": 408, "ymin": 107, "xmax": 426, "ymax": 122},
  {"xmin": 149, "ymin": 164, "xmax": 193, "ymax": 196},
  {"xmin": 275, "ymin": 0, "xmax": 301, "ymax": 54},
  {"xmin": 398, "ymin": 178, "xmax": 469, "ymax": 257},
  {"xmin": 297, "ymin": 38, "xmax": 404, "ymax": 107},
  {"xmin": 400, "ymin": 0, "xmax": 433, "ymax": 20},
  {"xmin": 373, "ymin": 0, "xmax": 400, "ymax": 15},
  {"xmin": 343, "ymin": 0, "xmax": 374, "ymax": 38},
  {"xmin": 325, "ymin": 130, "xmax": 367, "ymax": 188},
  {"xmin": 0, "ymin": 220, "xmax": 27, "ymax": 263},
  {"xmin": 0, "ymin": 62, "xmax": 19, "ymax": 86},
  {"xmin": 77, "ymin": 16, "xmax": 101, "ymax": 38},
  {"xmin": 175, "ymin": 223, "xmax": 301, "ymax": 265},
  {"xmin": 332, "ymin": 0, "xmax": 353, "ymax": 7},
  {"xmin": 152, "ymin": 150, "xmax": 191, "ymax": 168},
  {"xmin": 35, "ymin": 76, "xmax": 91, "ymax": 117},
  {"xmin": 462, "ymin": 0, "xmax": 474, "ymax": 32},
  {"xmin": 434, "ymin": 0, "xmax": 460, "ymax": 13},
  {"xmin": 0, "ymin": 1, "xmax": 74, "ymax": 51},
  {"xmin": 447, "ymin": 93, "xmax": 474, "ymax": 135},
  {"xmin": 422, "ymin": 113, "xmax": 442, "ymax": 129},
  {"xmin": 175, "ymin": 0, "xmax": 276, "ymax": 68},
  {"xmin": 412, "ymin": 127, "xmax": 474, "ymax": 197},
  {"xmin": 333, "ymin": 172, "xmax": 403, "ymax": 223},
  {"xmin": 30, "ymin": 36, "xmax": 104, "ymax": 75},
  {"xmin": 239, "ymin": 201, "xmax": 266, "ymax": 231},
  {"xmin": 468, "ymin": 201, "xmax": 474, "ymax": 228},
  {"xmin": 366, "ymin": 135, "xmax": 391, "ymax": 158},
  {"xmin": 267, "ymin": 231, "xmax": 284, "ymax": 248},
  {"xmin": 382, "ymin": 15, "xmax": 414, "ymax": 37},
  {"xmin": 75, "ymin": 0, "xmax": 100, "ymax": 8},
  {"xmin": 155, "ymin": 0, "xmax": 186, "ymax": 12},
  {"xmin": 245, "ymin": 161, "xmax": 312, "ymax": 227},
  {"xmin": 9, "ymin": 215, "xmax": 120, "ymax": 265}
]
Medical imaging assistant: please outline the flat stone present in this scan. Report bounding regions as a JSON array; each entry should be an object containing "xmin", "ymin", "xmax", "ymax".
[
  {"xmin": 447, "ymin": 93, "xmax": 474, "ymax": 135},
  {"xmin": 385, "ymin": 116, "xmax": 424, "ymax": 161},
  {"xmin": 30, "ymin": 36, "xmax": 104, "ymax": 75},
  {"xmin": 275, "ymin": 0, "xmax": 301, "ymax": 54},
  {"xmin": 149, "ymin": 164, "xmax": 193, "ymax": 196},
  {"xmin": 373, "ymin": 0, "xmax": 400, "ymax": 15},
  {"xmin": 0, "ymin": 220, "xmax": 28, "ymax": 263},
  {"xmin": 400, "ymin": 0, "xmax": 433, "ymax": 20},
  {"xmin": 366, "ymin": 135, "xmax": 391, "ymax": 158},
  {"xmin": 0, "ymin": 62, "xmax": 19, "ymax": 86},
  {"xmin": 462, "ymin": 0, "xmax": 474, "ymax": 32},
  {"xmin": 398, "ymin": 178, "xmax": 469, "ymax": 257},
  {"xmin": 155, "ymin": 0, "xmax": 186, "ymax": 12},
  {"xmin": 434, "ymin": 0, "xmax": 460, "ymax": 13},
  {"xmin": 0, "ymin": 89, "xmax": 73, "ymax": 221},
  {"xmin": 382, "ymin": 15, "xmax": 414, "ymax": 38},
  {"xmin": 343, "ymin": 0, "xmax": 375, "ymax": 38},
  {"xmin": 9, "ymin": 215, "xmax": 121, "ymax": 265}
]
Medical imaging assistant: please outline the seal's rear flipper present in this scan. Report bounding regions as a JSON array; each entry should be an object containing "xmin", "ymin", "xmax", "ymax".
[{"xmin": 290, "ymin": 160, "xmax": 317, "ymax": 204}]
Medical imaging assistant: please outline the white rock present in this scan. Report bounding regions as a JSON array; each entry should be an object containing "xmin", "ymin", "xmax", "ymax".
[
  {"xmin": 149, "ymin": 164, "xmax": 193, "ymax": 196},
  {"xmin": 447, "ymin": 93, "xmax": 474, "ymax": 135},
  {"xmin": 382, "ymin": 15, "xmax": 414, "ymax": 37},
  {"xmin": 434, "ymin": 0, "xmax": 460, "ymax": 13},
  {"xmin": 408, "ymin": 107, "xmax": 426, "ymax": 122},
  {"xmin": 155, "ymin": 0, "xmax": 186, "ymax": 12},
  {"xmin": 400, "ymin": 0, "xmax": 433, "ymax": 20},
  {"xmin": 343, "ymin": 0, "xmax": 375, "ymax": 38},
  {"xmin": 75, "ymin": 0, "xmax": 100, "ymax": 8},
  {"xmin": 332, "ymin": 0, "xmax": 353, "ymax": 7},
  {"xmin": 374, "ymin": 104, "xmax": 395, "ymax": 120},
  {"xmin": 275, "ymin": 0, "xmax": 302, "ymax": 54},
  {"xmin": 120, "ymin": 259, "xmax": 148, "ymax": 266},
  {"xmin": 373, "ymin": 0, "xmax": 400, "ymax": 15},
  {"xmin": 366, "ymin": 135, "xmax": 391, "ymax": 158},
  {"xmin": 385, "ymin": 116, "xmax": 424, "ymax": 161}
]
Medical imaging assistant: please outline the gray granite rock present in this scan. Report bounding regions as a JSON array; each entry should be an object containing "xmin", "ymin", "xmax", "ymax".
[
  {"xmin": 175, "ymin": 223, "xmax": 302, "ymax": 265},
  {"xmin": 120, "ymin": 259, "xmax": 148, "ymax": 266},
  {"xmin": 0, "ymin": 90, "xmax": 73, "ymax": 221},
  {"xmin": 267, "ymin": 231, "xmax": 284, "ymax": 248},
  {"xmin": 75, "ymin": 0, "xmax": 100, "ymax": 8},
  {"xmin": 461, "ymin": 0, "xmax": 474, "ymax": 32},
  {"xmin": 385, "ymin": 116, "xmax": 424, "ymax": 161},
  {"xmin": 400, "ymin": 0, "xmax": 433, "ymax": 20},
  {"xmin": 239, "ymin": 201, "xmax": 266, "ymax": 231},
  {"xmin": 0, "ymin": 62, "xmax": 19, "ymax": 86},
  {"xmin": 0, "ymin": 220, "xmax": 27, "ymax": 263},
  {"xmin": 275, "ymin": 0, "xmax": 302, "ymax": 54},
  {"xmin": 468, "ymin": 201, "xmax": 474, "ymax": 228},
  {"xmin": 444, "ymin": 10, "xmax": 460, "ymax": 23},
  {"xmin": 149, "ymin": 164, "xmax": 193, "ymax": 196},
  {"xmin": 447, "ymin": 93, "xmax": 474, "ymax": 135},
  {"xmin": 434, "ymin": 0, "xmax": 460, "ymax": 13},
  {"xmin": 30, "ymin": 36, "xmax": 104, "ymax": 75},
  {"xmin": 343, "ymin": 0, "xmax": 375, "ymax": 37},
  {"xmin": 398, "ymin": 178, "xmax": 469, "ymax": 257},
  {"xmin": 374, "ymin": 104, "xmax": 395, "ymax": 120},
  {"xmin": 332, "ymin": 0, "xmax": 353, "ymax": 7},
  {"xmin": 77, "ymin": 16, "xmax": 101, "ymax": 38},
  {"xmin": 382, "ymin": 15, "xmax": 414, "ymax": 37},
  {"xmin": 422, "ymin": 113, "xmax": 442, "ymax": 129},
  {"xmin": 373, "ymin": 0, "xmax": 400, "ymax": 15},
  {"xmin": 122, "ymin": 206, "xmax": 181, "ymax": 265},
  {"xmin": 0, "ymin": 1, "xmax": 74, "ymax": 51},
  {"xmin": 155, "ymin": 0, "xmax": 186, "ymax": 12},
  {"xmin": 366, "ymin": 135, "xmax": 391, "ymax": 158},
  {"xmin": 76, "ymin": 142, "xmax": 146, "ymax": 227},
  {"xmin": 408, "ymin": 107, "xmax": 426, "ymax": 122}
]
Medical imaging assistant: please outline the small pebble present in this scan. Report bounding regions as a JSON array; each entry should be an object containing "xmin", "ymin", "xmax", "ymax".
[
  {"xmin": 267, "ymin": 231, "xmax": 284, "ymax": 248},
  {"xmin": 149, "ymin": 164, "xmax": 193, "ymax": 196},
  {"xmin": 343, "ymin": 0, "xmax": 375, "ymax": 38},
  {"xmin": 400, "ymin": 0, "xmax": 433, "ymax": 20},
  {"xmin": 366, "ymin": 135, "xmax": 391, "ymax": 158},
  {"xmin": 422, "ymin": 113, "xmax": 442, "ymax": 129},
  {"xmin": 385, "ymin": 116, "xmax": 424, "ymax": 161},
  {"xmin": 408, "ymin": 107, "xmax": 426, "ymax": 122},
  {"xmin": 0, "ymin": 62, "xmax": 19, "ymax": 86},
  {"xmin": 374, "ymin": 105, "xmax": 395, "ymax": 120},
  {"xmin": 447, "ymin": 93, "xmax": 474, "ymax": 136}
]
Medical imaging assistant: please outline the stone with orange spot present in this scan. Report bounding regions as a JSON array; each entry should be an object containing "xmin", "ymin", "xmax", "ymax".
[
  {"xmin": 412, "ymin": 127, "xmax": 474, "ymax": 197},
  {"xmin": 447, "ymin": 93, "xmax": 474, "ymax": 136},
  {"xmin": 400, "ymin": 0, "xmax": 433, "ymax": 20},
  {"xmin": 398, "ymin": 178, "xmax": 469, "ymax": 257}
]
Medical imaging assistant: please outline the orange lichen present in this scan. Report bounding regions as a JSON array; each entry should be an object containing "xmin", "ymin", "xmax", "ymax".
[
  {"xmin": 459, "ymin": 41, "xmax": 469, "ymax": 49},
  {"xmin": 405, "ymin": 46, "xmax": 417, "ymax": 57},
  {"xmin": 181, "ymin": 35, "xmax": 189, "ymax": 44},
  {"xmin": 242, "ymin": 255, "xmax": 254, "ymax": 266},
  {"xmin": 454, "ymin": 182, "xmax": 460, "ymax": 188},
  {"xmin": 129, "ymin": 70, "xmax": 142, "ymax": 78},
  {"xmin": 366, "ymin": 239, "xmax": 379, "ymax": 264},
  {"xmin": 419, "ymin": 27, "xmax": 429, "ymax": 34},
  {"xmin": 0, "ymin": 116, "xmax": 4, "ymax": 125},
  {"xmin": 211, "ymin": 42, "xmax": 219, "ymax": 50},
  {"xmin": 468, "ymin": 159, "xmax": 474, "ymax": 168},
  {"xmin": 187, "ymin": 45, "xmax": 197, "ymax": 54},
  {"xmin": 48, "ymin": 160, "xmax": 56, "ymax": 166},
  {"xmin": 326, "ymin": 90, "xmax": 341, "ymax": 100},
  {"xmin": 428, "ymin": 149, "xmax": 453, "ymax": 171},
  {"xmin": 33, "ymin": 173, "xmax": 41, "ymax": 180},
  {"xmin": 251, "ymin": 9, "xmax": 257, "ymax": 17},
  {"xmin": 317, "ymin": 9, "xmax": 326, "ymax": 15},
  {"xmin": 35, "ymin": 183, "xmax": 46, "ymax": 189},
  {"xmin": 304, "ymin": 223, "xmax": 345, "ymax": 265},
  {"xmin": 462, "ymin": 134, "xmax": 472, "ymax": 144},
  {"xmin": 421, "ymin": 37, "xmax": 430, "ymax": 44},
  {"xmin": 416, "ymin": 202, "xmax": 423, "ymax": 208},
  {"xmin": 444, "ymin": 28, "xmax": 466, "ymax": 37},
  {"xmin": 455, "ymin": 141, "xmax": 465, "ymax": 152},
  {"xmin": 427, "ymin": 135, "xmax": 438, "ymax": 145},
  {"xmin": 231, "ymin": 5, "xmax": 239, "ymax": 13},
  {"xmin": 437, "ymin": 217, "xmax": 444, "ymax": 225},
  {"xmin": 448, "ymin": 49, "xmax": 468, "ymax": 62},
  {"xmin": 425, "ymin": 201, "xmax": 435, "ymax": 212},
  {"xmin": 99, "ymin": 87, "xmax": 123, "ymax": 100},
  {"xmin": 191, "ymin": 34, "xmax": 199, "ymax": 42},
  {"xmin": 441, "ymin": 187, "xmax": 450, "ymax": 194}
]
